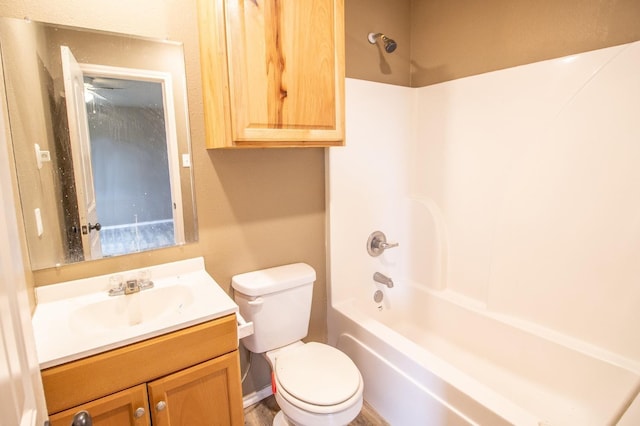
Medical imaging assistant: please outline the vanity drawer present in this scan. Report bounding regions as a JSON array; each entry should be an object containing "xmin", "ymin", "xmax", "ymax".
[{"xmin": 42, "ymin": 314, "xmax": 238, "ymax": 414}]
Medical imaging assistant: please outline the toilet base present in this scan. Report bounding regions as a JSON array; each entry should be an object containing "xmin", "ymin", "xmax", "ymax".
[
  {"xmin": 272, "ymin": 411, "xmax": 290, "ymax": 426},
  {"xmin": 274, "ymin": 390, "xmax": 362, "ymax": 426}
]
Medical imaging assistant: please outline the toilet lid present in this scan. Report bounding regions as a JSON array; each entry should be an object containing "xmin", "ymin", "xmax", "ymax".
[{"xmin": 275, "ymin": 342, "xmax": 361, "ymax": 406}]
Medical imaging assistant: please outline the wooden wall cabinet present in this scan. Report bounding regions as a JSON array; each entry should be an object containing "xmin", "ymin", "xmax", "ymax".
[
  {"xmin": 197, "ymin": 0, "xmax": 345, "ymax": 148},
  {"xmin": 43, "ymin": 315, "xmax": 244, "ymax": 426}
]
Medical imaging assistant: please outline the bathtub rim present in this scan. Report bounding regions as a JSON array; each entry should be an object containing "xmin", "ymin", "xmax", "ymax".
[
  {"xmin": 329, "ymin": 298, "xmax": 543, "ymax": 425},
  {"xmin": 328, "ymin": 285, "xmax": 640, "ymax": 425}
]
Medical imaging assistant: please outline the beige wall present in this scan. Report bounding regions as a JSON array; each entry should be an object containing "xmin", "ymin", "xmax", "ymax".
[
  {"xmin": 0, "ymin": 21, "xmax": 66, "ymax": 270},
  {"xmin": 346, "ymin": 0, "xmax": 640, "ymax": 87},
  {"xmin": 345, "ymin": 0, "xmax": 412, "ymax": 86},
  {"xmin": 1, "ymin": 0, "xmax": 328, "ymax": 396},
  {"xmin": 410, "ymin": 0, "xmax": 640, "ymax": 87}
]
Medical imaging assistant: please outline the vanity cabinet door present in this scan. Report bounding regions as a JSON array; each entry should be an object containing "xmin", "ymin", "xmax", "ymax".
[
  {"xmin": 147, "ymin": 350, "xmax": 244, "ymax": 426},
  {"xmin": 197, "ymin": 0, "xmax": 345, "ymax": 148},
  {"xmin": 48, "ymin": 384, "xmax": 150, "ymax": 426}
]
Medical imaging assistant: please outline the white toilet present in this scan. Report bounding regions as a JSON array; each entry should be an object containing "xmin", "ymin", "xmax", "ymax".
[{"xmin": 232, "ymin": 263, "xmax": 363, "ymax": 426}]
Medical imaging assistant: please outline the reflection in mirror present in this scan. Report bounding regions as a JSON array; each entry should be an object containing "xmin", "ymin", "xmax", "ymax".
[
  {"xmin": 0, "ymin": 18, "xmax": 197, "ymax": 270},
  {"xmin": 84, "ymin": 74, "xmax": 181, "ymax": 258}
]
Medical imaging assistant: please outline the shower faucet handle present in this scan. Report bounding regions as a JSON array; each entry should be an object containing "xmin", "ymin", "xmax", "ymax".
[
  {"xmin": 367, "ymin": 231, "xmax": 399, "ymax": 257},
  {"xmin": 378, "ymin": 240, "xmax": 399, "ymax": 250}
]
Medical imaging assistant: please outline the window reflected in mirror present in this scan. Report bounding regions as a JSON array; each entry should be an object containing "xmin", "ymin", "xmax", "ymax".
[{"xmin": 84, "ymin": 76, "xmax": 179, "ymax": 257}]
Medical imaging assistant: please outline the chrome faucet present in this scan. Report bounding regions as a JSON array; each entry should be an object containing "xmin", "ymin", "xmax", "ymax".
[
  {"xmin": 125, "ymin": 279, "xmax": 140, "ymax": 295},
  {"xmin": 108, "ymin": 277, "xmax": 154, "ymax": 296},
  {"xmin": 373, "ymin": 272, "xmax": 394, "ymax": 288}
]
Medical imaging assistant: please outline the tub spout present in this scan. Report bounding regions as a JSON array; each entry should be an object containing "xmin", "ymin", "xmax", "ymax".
[{"xmin": 373, "ymin": 272, "xmax": 394, "ymax": 288}]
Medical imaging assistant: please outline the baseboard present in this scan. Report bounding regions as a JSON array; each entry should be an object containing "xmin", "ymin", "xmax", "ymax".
[{"xmin": 243, "ymin": 385, "xmax": 273, "ymax": 408}]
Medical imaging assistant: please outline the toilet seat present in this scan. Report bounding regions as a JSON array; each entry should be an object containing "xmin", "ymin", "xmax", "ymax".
[
  {"xmin": 274, "ymin": 373, "xmax": 363, "ymax": 415},
  {"xmin": 274, "ymin": 342, "xmax": 363, "ymax": 413}
]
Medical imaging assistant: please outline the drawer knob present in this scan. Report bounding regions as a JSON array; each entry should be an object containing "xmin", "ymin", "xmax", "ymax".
[
  {"xmin": 156, "ymin": 401, "xmax": 167, "ymax": 411},
  {"xmin": 134, "ymin": 407, "xmax": 145, "ymax": 418}
]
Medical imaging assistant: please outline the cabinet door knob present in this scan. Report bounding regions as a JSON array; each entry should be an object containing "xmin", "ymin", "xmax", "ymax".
[
  {"xmin": 134, "ymin": 407, "xmax": 145, "ymax": 418},
  {"xmin": 71, "ymin": 411, "xmax": 92, "ymax": 426},
  {"xmin": 156, "ymin": 401, "xmax": 167, "ymax": 411}
]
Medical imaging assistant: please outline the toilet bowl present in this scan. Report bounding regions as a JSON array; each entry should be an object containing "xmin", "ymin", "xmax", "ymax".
[
  {"xmin": 232, "ymin": 263, "xmax": 364, "ymax": 426},
  {"xmin": 266, "ymin": 342, "xmax": 363, "ymax": 426}
]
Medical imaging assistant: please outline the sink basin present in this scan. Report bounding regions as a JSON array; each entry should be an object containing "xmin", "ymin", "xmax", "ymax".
[
  {"xmin": 32, "ymin": 257, "xmax": 240, "ymax": 368},
  {"xmin": 69, "ymin": 285, "xmax": 195, "ymax": 333}
]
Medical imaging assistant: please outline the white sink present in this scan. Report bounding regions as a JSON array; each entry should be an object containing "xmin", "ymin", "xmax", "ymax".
[
  {"xmin": 32, "ymin": 258, "xmax": 240, "ymax": 368},
  {"xmin": 69, "ymin": 284, "xmax": 195, "ymax": 333}
]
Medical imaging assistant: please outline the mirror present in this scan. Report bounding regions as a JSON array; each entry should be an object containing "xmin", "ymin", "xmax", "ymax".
[{"xmin": 0, "ymin": 17, "xmax": 197, "ymax": 270}]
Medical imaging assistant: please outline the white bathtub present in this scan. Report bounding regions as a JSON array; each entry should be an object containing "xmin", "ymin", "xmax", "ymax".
[{"xmin": 328, "ymin": 283, "xmax": 640, "ymax": 425}]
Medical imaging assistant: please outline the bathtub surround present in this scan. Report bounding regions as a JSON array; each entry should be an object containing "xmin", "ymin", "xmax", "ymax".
[{"xmin": 328, "ymin": 42, "xmax": 640, "ymax": 424}]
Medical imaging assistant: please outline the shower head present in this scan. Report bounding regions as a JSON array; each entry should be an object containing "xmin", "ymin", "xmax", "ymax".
[{"xmin": 368, "ymin": 32, "xmax": 397, "ymax": 53}]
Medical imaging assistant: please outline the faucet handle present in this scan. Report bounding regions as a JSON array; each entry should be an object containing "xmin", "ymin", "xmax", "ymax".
[
  {"xmin": 377, "ymin": 240, "xmax": 399, "ymax": 250},
  {"xmin": 367, "ymin": 231, "xmax": 399, "ymax": 257},
  {"xmin": 137, "ymin": 269, "xmax": 154, "ymax": 290},
  {"xmin": 108, "ymin": 275, "xmax": 124, "ymax": 296}
]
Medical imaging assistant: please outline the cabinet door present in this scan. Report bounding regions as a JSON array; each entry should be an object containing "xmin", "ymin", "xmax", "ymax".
[
  {"xmin": 48, "ymin": 384, "xmax": 150, "ymax": 426},
  {"xmin": 198, "ymin": 0, "xmax": 345, "ymax": 148},
  {"xmin": 148, "ymin": 350, "xmax": 244, "ymax": 426}
]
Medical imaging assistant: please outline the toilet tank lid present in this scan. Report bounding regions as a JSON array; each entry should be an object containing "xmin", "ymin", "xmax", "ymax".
[{"xmin": 231, "ymin": 263, "xmax": 316, "ymax": 296}]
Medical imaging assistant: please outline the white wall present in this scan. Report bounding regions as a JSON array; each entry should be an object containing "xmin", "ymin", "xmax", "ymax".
[
  {"xmin": 330, "ymin": 41, "xmax": 640, "ymax": 366},
  {"xmin": 0, "ymin": 57, "xmax": 48, "ymax": 425},
  {"xmin": 328, "ymin": 80, "xmax": 412, "ymax": 305}
]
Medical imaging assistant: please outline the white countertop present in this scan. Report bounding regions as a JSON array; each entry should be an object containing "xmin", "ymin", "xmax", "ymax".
[{"xmin": 32, "ymin": 257, "xmax": 239, "ymax": 369}]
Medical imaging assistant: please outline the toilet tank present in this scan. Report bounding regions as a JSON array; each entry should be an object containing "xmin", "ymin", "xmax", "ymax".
[{"xmin": 231, "ymin": 263, "xmax": 316, "ymax": 353}]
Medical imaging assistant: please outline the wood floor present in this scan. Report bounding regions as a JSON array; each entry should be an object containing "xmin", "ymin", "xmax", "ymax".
[{"xmin": 243, "ymin": 395, "xmax": 389, "ymax": 426}]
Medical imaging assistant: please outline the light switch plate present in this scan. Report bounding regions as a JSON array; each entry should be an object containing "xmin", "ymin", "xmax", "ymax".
[{"xmin": 182, "ymin": 153, "xmax": 191, "ymax": 168}]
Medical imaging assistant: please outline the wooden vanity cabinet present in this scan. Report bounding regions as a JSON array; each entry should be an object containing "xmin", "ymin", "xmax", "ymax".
[
  {"xmin": 42, "ymin": 315, "xmax": 244, "ymax": 426},
  {"xmin": 197, "ymin": 0, "xmax": 345, "ymax": 148}
]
